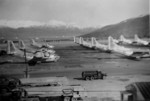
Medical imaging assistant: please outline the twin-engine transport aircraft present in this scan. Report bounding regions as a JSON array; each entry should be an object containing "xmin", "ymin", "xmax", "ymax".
[
  {"xmin": 18, "ymin": 40, "xmax": 26, "ymax": 50},
  {"xmin": 18, "ymin": 40, "xmax": 55, "ymax": 54},
  {"xmin": 91, "ymin": 37, "xmax": 111, "ymax": 53},
  {"xmin": 31, "ymin": 39, "xmax": 54, "ymax": 49},
  {"xmin": 108, "ymin": 36, "xmax": 150, "ymax": 59},
  {"xmin": 80, "ymin": 37, "xmax": 94, "ymax": 48},
  {"xmin": 119, "ymin": 35, "xmax": 133, "ymax": 44},
  {"xmin": 28, "ymin": 50, "xmax": 60, "ymax": 66},
  {"xmin": 133, "ymin": 34, "xmax": 150, "ymax": 46},
  {"xmin": 7, "ymin": 40, "xmax": 33, "ymax": 60}
]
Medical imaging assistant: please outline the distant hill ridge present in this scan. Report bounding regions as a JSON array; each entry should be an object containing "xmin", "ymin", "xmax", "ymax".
[
  {"xmin": 0, "ymin": 25, "xmax": 97, "ymax": 39},
  {"xmin": 82, "ymin": 15, "xmax": 149, "ymax": 39}
]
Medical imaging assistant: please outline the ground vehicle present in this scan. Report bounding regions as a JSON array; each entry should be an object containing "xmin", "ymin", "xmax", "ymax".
[
  {"xmin": 82, "ymin": 70, "xmax": 107, "ymax": 80},
  {"xmin": 0, "ymin": 75, "xmax": 27, "ymax": 101},
  {"xmin": 0, "ymin": 75, "xmax": 21, "ymax": 89}
]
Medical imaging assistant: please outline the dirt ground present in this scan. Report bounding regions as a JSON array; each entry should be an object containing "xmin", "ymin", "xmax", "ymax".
[{"xmin": 0, "ymin": 41, "xmax": 150, "ymax": 101}]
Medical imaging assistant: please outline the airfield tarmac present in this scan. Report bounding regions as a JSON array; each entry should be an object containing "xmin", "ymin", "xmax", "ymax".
[{"xmin": 0, "ymin": 41, "xmax": 150, "ymax": 100}]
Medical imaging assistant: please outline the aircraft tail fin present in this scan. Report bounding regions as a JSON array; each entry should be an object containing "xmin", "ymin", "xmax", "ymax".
[
  {"xmin": 79, "ymin": 37, "xmax": 83, "ymax": 45},
  {"xmin": 91, "ymin": 37, "xmax": 97, "ymax": 46},
  {"xmin": 18, "ymin": 40, "xmax": 25, "ymax": 49},
  {"xmin": 134, "ymin": 34, "xmax": 139, "ymax": 41},
  {"xmin": 7, "ymin": 40, "xmax": 17, "ymax": 54},
  {"xmin": 73, "ymin": 36, "xmax": 76, "ymax": 43},
  {"xmin": 108, "ymin": 36, "xmax": 117, "ymax": 50},
  {"xmin": 120, "ymin": 35, "xmax": 125, "ymax": 41},
  {"xmin": 31, "ymin": 39, "xmax": 36, "ymax": 45},
  {"xmin": 74, "ymin": 36, "xmax": 80, "ymax": 44}
]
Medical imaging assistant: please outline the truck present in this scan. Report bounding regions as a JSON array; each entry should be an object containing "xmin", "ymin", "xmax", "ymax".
[{"xmin": 81, "ymin": 70, "xmax": 107, "ymax": 80}]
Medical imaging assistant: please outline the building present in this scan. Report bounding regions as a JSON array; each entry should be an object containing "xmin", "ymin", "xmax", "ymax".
[{"xmin": 120, "ymin": 82, "xmax": 150, "ymax": 101}]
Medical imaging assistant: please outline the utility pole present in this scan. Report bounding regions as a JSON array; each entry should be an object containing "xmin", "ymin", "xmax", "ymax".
[{"xmin": 24, "ymin": 49, "xmax": 29, "ymax": 78}]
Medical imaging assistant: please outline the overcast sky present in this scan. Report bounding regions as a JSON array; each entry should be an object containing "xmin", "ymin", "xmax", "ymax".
[{"xmin": 0, "ymin": 0, "xmax": 149, "ymax": 27}]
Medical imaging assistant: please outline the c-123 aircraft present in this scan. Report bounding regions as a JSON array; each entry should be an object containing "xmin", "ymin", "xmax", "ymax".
[
  {"xmin": 28, "ymin": 51, "xmax": 60, "ymax": 66},
  {"xmin": 118, "ymin": 35, "xmax": 133, "ymax": 44},
  {"xmin": 17, "ymin": 40, "xmax": 60, "ymax": 66},
  {"xmin": 133, "ymin": 34, "xmax": 150, "ymax": 46},
  {"xmin": 7, "ymin": 40, "xmax": 33, "ymax": 60}
]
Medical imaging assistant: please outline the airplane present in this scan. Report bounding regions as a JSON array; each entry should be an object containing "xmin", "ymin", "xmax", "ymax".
[
  {"xmin": 118, "ymin": 35, "xmax": 133, "ymax": 44},
  {"xmin": 18, "ymin": 40, "xmax": 26, "ymax": 50},
  {"xmin": 18, "ymin": 40, "xmax": 55, "ymax": 54},
  {"xmin": 133, "ymin": 34, "xmax": 150, "ymax": 46},
  {"xmin": 80, "ymin": 37, "xmax": 94, "ymax": 48},
  {"xmin": 17, "ymin": 40, "xmax": 60, "ymax": 65},
  {"xmin": 73, "ymin": 36, "xmax": 80, "ymax": 44},
  {"xmin": 91, "ymin": 37, "xmax": 111, "ymax": 53},
  {"xmin": 108, "ymin": 36, "xmax": 150, "ymax": 59},
  {"xmin": 28, "ymin": 50, "xmax": 60, "ymax": 66},
  {"xmin": 31, "ymin": 39, "xmax": 54, "ymax": 49},
  {"xmin": 6, "ymin": 40, "xmax": 33, "ymax": 60}
]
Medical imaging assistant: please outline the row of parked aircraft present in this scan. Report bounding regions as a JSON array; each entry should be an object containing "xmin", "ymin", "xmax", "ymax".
[
  {"xmin": 1, "ymin": 39, "xmax": 60, "ymax": 65},
  {"xmin": 74, "ymin": 35, "xmax": 150, "ymax": 60}
]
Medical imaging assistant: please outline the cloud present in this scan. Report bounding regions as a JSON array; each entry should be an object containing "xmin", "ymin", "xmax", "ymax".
[
  {"xmin": 0, "ymin": 20, "xmax": 83, "ymax": 28},
  {"xmin": 0, "ymin": 20, "xmax": 44, "ymax": 28}
]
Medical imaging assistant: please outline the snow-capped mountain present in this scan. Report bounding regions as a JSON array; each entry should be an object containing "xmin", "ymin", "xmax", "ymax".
[
  {"xmin": 0, "ymin": 20, "xmax": 98, "ymax": 29},
  {"xmin": 0, "ymin": 20, "xmax": 98, "ymax": 39}
]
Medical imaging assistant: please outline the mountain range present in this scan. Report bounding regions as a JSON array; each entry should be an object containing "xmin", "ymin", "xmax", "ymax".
[
  {"xmin": 0, "ymin": 25, "xmax": 97, "ymax": 40},
  {"xmin": 0, "ymin": 15, "xmax": 149, "ymax": 40}
]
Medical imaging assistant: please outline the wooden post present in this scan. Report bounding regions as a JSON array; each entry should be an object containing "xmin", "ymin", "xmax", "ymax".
[{"xmin": 24, "ymin": 49, "xmax": 29, "ymax": 78}]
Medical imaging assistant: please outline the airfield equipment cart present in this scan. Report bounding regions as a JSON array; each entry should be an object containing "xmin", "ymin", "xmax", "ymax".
[{"xmin": 82, "ymin": 70, "xmax": 107, "ymax": 80}]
